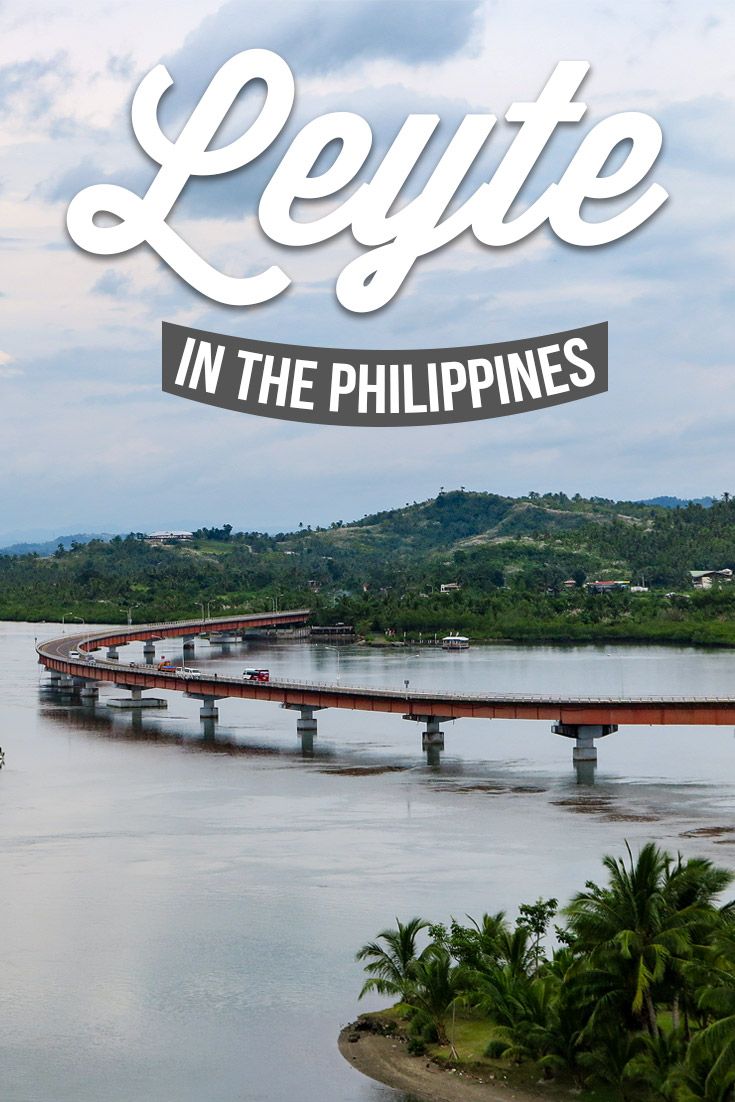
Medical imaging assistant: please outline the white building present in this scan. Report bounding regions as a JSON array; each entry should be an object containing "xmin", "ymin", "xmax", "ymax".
[{"xmin": 690, "ymin": 568, "xmax": 733, "ymax": 589}]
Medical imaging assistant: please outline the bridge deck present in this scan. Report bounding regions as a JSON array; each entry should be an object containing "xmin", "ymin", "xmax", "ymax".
[{"xmin": 35, "ymin": 612, "xmax": 735, "ymax": 726}]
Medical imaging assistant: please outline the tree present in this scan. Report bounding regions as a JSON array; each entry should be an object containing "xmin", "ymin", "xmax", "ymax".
[
  {"xmin": 516, "ymin": 897, "xmax": 558, "ymax": 973},
  {"xmin": 356, "ymin": 917, "xmax": 429, "ymax": 1001},
  {"xmin": 408, "ymin": 946, "xmax": 465, "ymax": 1048},
  {"xmin": 564, "ymin": 842, "xmax": 731, "ymax": 1037},
  {"xmin": 686, "ymin": 931, "xmax": 735, "ymax": 1101},
  {"xmin": 622, "ymin": 1028, "xmax": 686, "ymax": 1100}
]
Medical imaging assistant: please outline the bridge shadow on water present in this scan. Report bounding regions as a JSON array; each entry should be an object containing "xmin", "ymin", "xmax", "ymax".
[
  {"xmin": 38, "ymin": 689, "xmax": 320, "ymax": 761},
  {"xmin": 37, "ymin": 685, "xmax": 602, "ymax": 791},
  {"xmin": 36, "ymin": 690, "xmax": 730, "ymax": 834}
]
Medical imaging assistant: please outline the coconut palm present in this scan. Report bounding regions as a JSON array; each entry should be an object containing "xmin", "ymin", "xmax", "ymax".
[
  {"xmin": 445, "ymin": 911, "xmax": 510, "ymax": 969},
  {"xmin": 577, "ymin": 1027, "xmax": 637, "ymax": 1100},
  {"xmin": 356, "ymin": 916, "xmax": 429, "ymax": 1001},
  {"xmin": 407, "ymin": 946, "xmax": 465, "ymax": 1048},
  {"xmin": 564, "ymin": 842, "xmax": 729, "ymax": 1037},
  {"xmin": 685, "ymin": 932, "xmax": 735, "ymax": 1102},
  {"xmin": 622, "ymin": 1028, "xmax": 686, "ymax": 1101}
]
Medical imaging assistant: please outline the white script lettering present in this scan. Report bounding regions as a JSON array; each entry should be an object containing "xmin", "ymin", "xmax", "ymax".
[{"xmin": 67, "ymin": 51, "xmax": 668, "ymax": 313}]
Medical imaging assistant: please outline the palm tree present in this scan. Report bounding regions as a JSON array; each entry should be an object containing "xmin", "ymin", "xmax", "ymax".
[
  {"xmin": 408, "ymin": 947, "xmax": 465, "ymax": 1050},
  {"xmin": 622, "ymin": 1028, "xmax": 686, "ymax": 1100},
  {"xmin": 356, "ymin": 916, "xmax": 429, "ymax": 1001},
  {"xmin": 661, "ymin": 854, "xmax": 733, "ymax": 1036},
  {"xmin": 577, "ymin": 1027, "xmax": 637, "ymax": 1100},
  {"xmin": 564, "ymin": 842, "xmax": 730, "ymax": 1037},
  {"xmin": 686, "ymin": 931, "xmax": 735, "ymax": 1101},
  {"xmin": 446, "ymin": 911, "xmax": 510, "ymax": 969}
]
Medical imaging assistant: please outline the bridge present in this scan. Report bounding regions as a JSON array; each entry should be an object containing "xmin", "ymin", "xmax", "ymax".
[{"xmin": 36, "ymin": 610, "xmax": 735, "ymax": 776}]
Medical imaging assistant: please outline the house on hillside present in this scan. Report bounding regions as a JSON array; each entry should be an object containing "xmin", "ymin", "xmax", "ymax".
[
  {"xmin": 440, "ymin": 582, "xmax": 462, "ymax": 593},
  {"xmin": 585, "ymin": 580, "xmax": 630, "ymax": 594},
  {"xmin": 690, "ymin": 568, "xmax": 733, "ymax": 589}
]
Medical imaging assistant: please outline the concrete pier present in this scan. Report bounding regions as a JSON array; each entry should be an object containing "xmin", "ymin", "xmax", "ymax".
[
  {"xmin": 282, "ymin": 703, "xmax": 323, "ymax": 753},
  {"xmin": 143, "ymin": 641, "xmax": 155, "ymax": 659},
  {"xmin": 200, "ymin": 716, "xmax": 217, "ymax": 742},
  {"xmin": 182, "ymin": 636, "xmax": 195, "ymax": 656},
  {"xmin": 44, "ymin": 671, "xmax": 74, "ymax": 692},
  {"xmin": 79, "ymin": 682, "xmax": 99, "ymax": 703},
  {"xmin": 403, "ymin": 714, "xmax": 449, "ymax": 765},
  {"xmin": 552, "ymin": 722, "xmax": 618, "ymax": 782},
  {"xmin": 185, "ymin": 692, "xmax": 222, "ymax": 721},
  {"xmin": 297, "ymin": 705, "xmax": 317, "ymax": 755},
  {"xmin": 74, "ymin": 677, "xmax": 99, "ymax": 703},
  {"xmin": 108, "ymin": 686, "xmax": 167, "ymax": 710},
  {"xmin": 106, "ymin": 645, "xmax": 119, "ymax": 661},
  {"xmin": 198, "ymin": 697, "xmax": 219, "ymax": 720}
]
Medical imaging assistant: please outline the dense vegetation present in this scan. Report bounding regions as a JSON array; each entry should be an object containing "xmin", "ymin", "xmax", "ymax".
[
  {"xmin": 355, "ymin": 843, "xmax": 735, "ymax": 1100},
  {"xmin": 5, "ymin": 489, "xmax": 735, "ymax": 645}
]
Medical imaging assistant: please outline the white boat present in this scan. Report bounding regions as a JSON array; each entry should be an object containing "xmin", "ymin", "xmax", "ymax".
[{"xmin": 442, "ymin": 634, "xmax": 469, "ymax": 650}]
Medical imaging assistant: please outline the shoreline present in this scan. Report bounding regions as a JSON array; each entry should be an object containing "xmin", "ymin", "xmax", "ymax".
[
  {"xmin": 362, "ymin": 634, "xmax": 735, "ymax": 650},
  {"xmin": 338, "ymin": 1022, "xmax": 555, "ymax": 1102}
]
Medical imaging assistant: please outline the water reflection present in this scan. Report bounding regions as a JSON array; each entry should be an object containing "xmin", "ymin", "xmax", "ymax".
[
  {"xmin": 2, "ymin": 625, "xmax": 734, "ymax": 1102},
  {"xmin": 39, "ymin": 696, "xmax": 336, "ymax": 761}
]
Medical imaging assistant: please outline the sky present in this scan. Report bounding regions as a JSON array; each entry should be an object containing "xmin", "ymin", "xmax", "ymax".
[{"xmin": 0, "ymin": 0, "xmax": 733, "ymax": 540}]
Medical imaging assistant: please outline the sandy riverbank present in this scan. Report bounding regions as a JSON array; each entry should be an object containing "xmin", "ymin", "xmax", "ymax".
[{"xmin": 338, "ymin": 1023, "xmax": 553, "ymax": 1102}]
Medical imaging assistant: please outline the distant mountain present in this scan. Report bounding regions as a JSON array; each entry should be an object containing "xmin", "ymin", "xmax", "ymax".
[
  {"xmin": 637, "ymin": 496, "xmax": 714, "ymax": 509},
  {"xmin": 0, "ymin": 533, "xmax": 116, "ymax": 556}
]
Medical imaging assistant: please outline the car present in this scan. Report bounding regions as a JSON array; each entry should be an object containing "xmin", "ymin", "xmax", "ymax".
[
  {"xmin": 176, "ymin": 666, "xmax": 201, "ymax": 676},
  {"xmin": 243, "ymin": 668, "xmax": 270, "ymax": 682},
  {"xmin": 69, "ymin": 649, "xmax": 82, "ymax": 659}
]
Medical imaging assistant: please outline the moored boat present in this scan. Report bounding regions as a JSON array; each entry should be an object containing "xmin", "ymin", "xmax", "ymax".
[{"xmin": 442, "ymin": 633, "xmax": 469, "ymax": 650}]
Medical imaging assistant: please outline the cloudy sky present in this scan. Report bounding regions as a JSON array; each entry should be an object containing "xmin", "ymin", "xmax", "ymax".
[{"xmin": 1, "ymin": 0, "xmax": 733, "ymax": 540}]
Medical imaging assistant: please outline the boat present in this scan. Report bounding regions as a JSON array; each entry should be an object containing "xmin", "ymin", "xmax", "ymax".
[{"xmin": 442, "ymin": 633, "xmax": 469, "ymax": 650}]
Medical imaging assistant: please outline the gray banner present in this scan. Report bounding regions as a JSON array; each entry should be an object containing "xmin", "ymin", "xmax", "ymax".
[{"xmin": 162, "ymin": 320, "xmax": 607, "ymax": 427}]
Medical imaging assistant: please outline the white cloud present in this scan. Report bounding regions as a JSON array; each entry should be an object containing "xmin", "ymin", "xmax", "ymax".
[{"xmin": 0, "ymin": 0, "xmax": 733, "ymax": 533}]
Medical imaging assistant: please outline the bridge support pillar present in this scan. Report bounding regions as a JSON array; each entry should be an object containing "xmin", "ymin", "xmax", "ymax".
[
  {"xmin": 552, "ymin": 723, "xmax": 618, "ymax": 783},
  {"xmin": 45, "ymin": 669, "xmax": 63, "ymax": 689},
  {"xmin": 143, "ymin": 641, "xmax": 155, "ymax": 659},
  {"xmin": 199, "ymin": 697, "xmax": 219, "ymax": 721},
  {"xmin": 108, "ymin": 686, "xmax": 167, "ymax": 710},
  {"xmin": 282, "ymin": 704, "xmax": 324, "ymax": 754},
  {"xmin": 183, "ymin": 636, "xmax": 195, "ymax": 656},
  {"xmin": 404, "ymin": 714, "xmax": 450, "ymax": 765},
  {"xmin": 184, "ymin": 693, "xmax": 223, "ymax": 722},
  {"xmin": 296, "ymin": 706, "xmax": 318, "ymax": 739},
  {"xmin": 106, "ymin": 645, "xmax": 119, "ymax": 661},
  {"xmin": 79, "ymin": 680, "xmax": 99, "ymax": 703}
]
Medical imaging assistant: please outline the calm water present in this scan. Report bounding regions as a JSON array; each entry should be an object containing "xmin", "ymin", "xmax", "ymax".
[{"xmin": 2, "ymin": 622, "xmax": 735, "ymax": 1101}]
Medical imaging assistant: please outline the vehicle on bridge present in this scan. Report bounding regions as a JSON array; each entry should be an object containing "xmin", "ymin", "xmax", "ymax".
[
  {"xmin": 243, "ymin": 668, "xmax": 270, "ymax": 682},
  {"xmin": 176, "ymin": 667, "xmax": 201, "ymax": 677},
  {"xmin": 157, "ymin": 659, "xmax": 176, "ymax": 672}
]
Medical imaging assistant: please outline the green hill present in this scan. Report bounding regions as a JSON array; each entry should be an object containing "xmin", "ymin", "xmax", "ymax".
[{"xmin": 6, "ymin": 489, "xmax": 735, "ymax": 646}]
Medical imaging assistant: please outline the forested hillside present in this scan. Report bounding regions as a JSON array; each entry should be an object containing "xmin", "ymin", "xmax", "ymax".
[{"xmin": 4, "ymin": 489, "xmax": 735, "ymax": 645}]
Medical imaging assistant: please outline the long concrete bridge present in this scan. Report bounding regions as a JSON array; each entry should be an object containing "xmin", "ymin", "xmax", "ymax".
[{"xmin": 36, "ymin": 610, "xmax": 735, "ymax": 775}]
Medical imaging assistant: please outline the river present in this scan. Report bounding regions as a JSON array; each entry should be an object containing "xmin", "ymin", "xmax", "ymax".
[{"xmin": 1, "ymin": 621, "xmax": 734, "ymax": 1101}]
